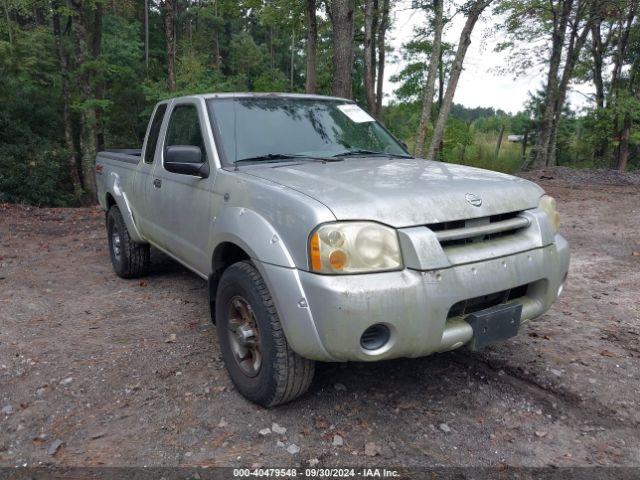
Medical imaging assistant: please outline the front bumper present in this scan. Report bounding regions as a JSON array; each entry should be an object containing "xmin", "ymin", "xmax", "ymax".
[{"xmin": 259, "ymin": 235, "xmax": 569, "ymax": 362}]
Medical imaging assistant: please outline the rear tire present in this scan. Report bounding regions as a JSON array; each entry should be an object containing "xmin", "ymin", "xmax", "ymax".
[
  {"xmin": 216, "ymin": 260, "xmax": 315, "ymax": 407},
  {"xmin": 106, "ymin": 206, "xmax": 150, "ymax": 278}
]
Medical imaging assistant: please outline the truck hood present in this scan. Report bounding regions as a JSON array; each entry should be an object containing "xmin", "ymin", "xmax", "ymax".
[{"xmin": 241, "ymin": 158, "xmax": 544, "ymax": 227}]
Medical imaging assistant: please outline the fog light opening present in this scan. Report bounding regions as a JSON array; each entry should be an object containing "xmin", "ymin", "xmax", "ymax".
[{"xmin": 360, "ymin": 324, "xmax": 391, "ymax": 351}]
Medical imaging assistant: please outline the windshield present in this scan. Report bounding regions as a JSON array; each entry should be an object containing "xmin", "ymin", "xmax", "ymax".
[{"xmin": 206, "ymin": 97, "xmax": 408, "ymax": 164}]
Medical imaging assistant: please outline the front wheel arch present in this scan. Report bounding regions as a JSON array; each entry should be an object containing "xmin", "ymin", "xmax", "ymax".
[{"xmin": 209, "ymin": 241, "xmax": 251, "ymax": 323}]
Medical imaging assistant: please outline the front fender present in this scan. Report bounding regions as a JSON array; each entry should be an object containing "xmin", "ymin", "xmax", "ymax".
[
  {"xmin": 209, "ymin": 208, "xmax": 334, "ymax": 359},
  {"xmin": 211, "ymin": 207, "xmax": 296, "ymax": 269}
]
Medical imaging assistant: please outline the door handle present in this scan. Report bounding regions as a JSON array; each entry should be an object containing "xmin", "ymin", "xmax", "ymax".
[{"xmin": 153, "ymin": 178, "xmax": 162, "ymax": 189}]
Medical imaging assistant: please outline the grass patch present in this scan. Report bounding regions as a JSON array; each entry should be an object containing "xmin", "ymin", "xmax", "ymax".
[{"xmin": 408, "ymin": 132, "xmax": 526, "ymax": 174}]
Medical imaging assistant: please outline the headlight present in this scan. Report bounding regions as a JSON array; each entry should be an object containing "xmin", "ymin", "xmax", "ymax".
[
  {"xmin": 309, "ymin": 222, "xmax": 403, "ymax": 274},
  {"xmin": 539, "ymin": 195, "xmax": 560, "ymax": 233}
]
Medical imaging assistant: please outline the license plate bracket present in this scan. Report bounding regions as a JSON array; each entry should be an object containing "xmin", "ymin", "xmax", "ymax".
[{"xmin": 465, "ymin": 303, "xmax": 523, "ymax": 350}]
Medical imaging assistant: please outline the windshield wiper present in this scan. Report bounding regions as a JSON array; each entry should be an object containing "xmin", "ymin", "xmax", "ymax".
[
  {"xmin": 233, "ymin": 153, "xmax": 341, "ymax": 169},
  {"xmin": 235, "ymin": 153, "xmax": 310, "ymax": 164},
  {"xmin": 332, "ymin": 149, "xmax": 413, "ymax": 158}
]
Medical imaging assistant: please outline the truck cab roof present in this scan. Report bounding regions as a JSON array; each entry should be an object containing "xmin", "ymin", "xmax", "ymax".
[{"xmin": 161, "ymin": 92, "xmax": 354, "ymax": 104}]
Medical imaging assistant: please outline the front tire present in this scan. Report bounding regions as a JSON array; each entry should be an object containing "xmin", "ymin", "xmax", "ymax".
[
  {"xmin": 216, "ymin": 261, "xmax": 315, "ymax": 407},
  {"xmin": 106, "ymin": 206, "xmax": 150, "ymax": 278}
]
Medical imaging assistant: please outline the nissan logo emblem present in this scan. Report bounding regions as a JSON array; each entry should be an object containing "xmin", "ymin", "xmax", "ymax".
[{"xmin": 465, "ymin": 193, "xmax": 482, "ymax": 207}]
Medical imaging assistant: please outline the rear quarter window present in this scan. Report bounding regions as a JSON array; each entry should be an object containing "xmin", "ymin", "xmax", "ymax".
[{"xmin": 143, "ymin": 104, "xmax": 168, "ymax": 164}]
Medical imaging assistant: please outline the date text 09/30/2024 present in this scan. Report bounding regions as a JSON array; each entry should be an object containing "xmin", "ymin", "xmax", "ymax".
[{"xmin": 232, "ymin": 468, "xmax": 400, "ymax": 478}]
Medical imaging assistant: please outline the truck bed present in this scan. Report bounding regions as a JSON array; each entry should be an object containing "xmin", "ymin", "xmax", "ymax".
[{"xmin": 99, "ymin": 149, "xmax": 142, "ymax": 165}]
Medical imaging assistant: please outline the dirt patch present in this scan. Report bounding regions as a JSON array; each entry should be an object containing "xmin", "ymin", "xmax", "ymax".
[{"xmin": 1, "ymin": 167, "xmax": 639, "ymax": 467}]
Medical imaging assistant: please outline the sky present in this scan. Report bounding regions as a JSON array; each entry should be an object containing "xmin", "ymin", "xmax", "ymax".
[{"xmin": 382, "ymin": 2, "xmax": 594, "ymax": 114}]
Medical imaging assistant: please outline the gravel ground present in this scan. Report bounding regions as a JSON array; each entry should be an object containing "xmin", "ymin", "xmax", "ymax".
[{"xmin": 0, "ymin": 167, "xmax": 639, "ymax": 468}]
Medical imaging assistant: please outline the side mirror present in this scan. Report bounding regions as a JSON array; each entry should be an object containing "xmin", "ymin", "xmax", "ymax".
[{"xmin": 165, "ymin": 145, "xmax": 209, "ymax": 178}]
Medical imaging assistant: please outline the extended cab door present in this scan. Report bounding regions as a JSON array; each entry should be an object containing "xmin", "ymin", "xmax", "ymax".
[
  {"xmin": 132, "ymin": 102, "xmax": 168, "ymax": 237},
  {"xmin": 148, "ymin": 98, "xmax": 218, "ymax": 274}
]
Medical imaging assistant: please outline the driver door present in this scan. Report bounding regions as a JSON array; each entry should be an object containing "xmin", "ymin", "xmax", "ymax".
[{"xmin": 149, "ymin": 100, "xmax": 216, "ymax": 274}]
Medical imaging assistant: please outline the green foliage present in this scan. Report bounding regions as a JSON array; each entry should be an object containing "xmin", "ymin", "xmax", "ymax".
[
  {"xmin": 390, "ymin": 37, "xmax": 454, "ymax": 102},
  {"xmin": 443, "ymin": 133, "xmax": 523, "ymax": 174},
  {"xmin": 382, "ymin": 100, "xmax": 424, "ymax": 147},
  {"xmin": 228, "ymin": 32, "xmax": 264, "ymax": 81},
  {"xmin": 510, "ymin": 111, "xmax": 534, "ymax": 136},
  {"xmin": 0, "ymin": 108, "xmax": 75, "ymax": 206},
  {"xmin": 1, "ymin": 0, "xmax": 637, "ymax": 207},
  {"xmin": 383, "ymin": 100, "xmax": 527, "ymax": 172},
  {"xmin": 494, "ymin": 0, "xmax": 640, "ymax": 169},
  {"xmin": 253, "ymin": 69, "xmax": 288, "ymax": 92},
  {"xmin": 444, "ymin": 118, "xmax": 474, "ymax": 154},
  {"xmin": 100, "ymin": 14, "xmax": 147, "ymax": 146},
  {"xmin": 0, "ymin": 0, "xmax": 322, "ymax": 205},
  {"xmin": 441, "ymin": 118, "xmax": 522, "ymax": 173},
  {"xmin": 470, "ymin": 114, "xmax": 508, "ymax": 134},
  {"xmin": 0, "ymin": 20, "xmax": 76, "ymax": 205}
]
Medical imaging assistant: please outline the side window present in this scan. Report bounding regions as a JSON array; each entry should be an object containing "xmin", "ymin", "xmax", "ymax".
[
  {"xmin": 164, "ymin": 105, "xmax": 206, "ymax": 155},
  {"xmin": 143, "ymin": 104, "xmax": 167, "ymax": 164}
]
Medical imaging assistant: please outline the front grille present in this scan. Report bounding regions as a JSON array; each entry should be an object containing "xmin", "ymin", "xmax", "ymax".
[
  {"xmin": 447, "ymin": 284, "xmax": 529, "ymax": 319},
  {"xmin": 427, "ymin": 211, "xmax": 529, "ymax": 248}
]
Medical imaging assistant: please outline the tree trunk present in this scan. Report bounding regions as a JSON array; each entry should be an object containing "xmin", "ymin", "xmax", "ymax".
[
  {"xmin": 270, "ymin": 26, "xmax": 274, "ymax": 70},
  {"xmin": 172, "ymin": 0, "xmax": 177, "ymax": 68},
  {"xmin": 547, "ymin": 13, "xmax": 591, "ymax": 166},
  {"xmin": 610, "ymin": 1, "xmax": 637, "ymax": 95},
  {"xmin": 329, "ymin": 0, "xmax": 355, "ymax": 99},
  {"xmin": 414, "ymin": 0, "xmax": 443, "ymax": 158},
  {"xmin": 590, "ymin": 18, "xmax": 613, "ymax": 162},
  {"xmin": 214, "ymin": 30, "xmax": 220, "ymax": 70},
  {"xmin": 615, "ymin": 76, "xmax": 640, "ymax": 170},
  {"xmin": 590, "ymin": 21, "xmax": 605, "ymax": 109},
  {"xmin": 305, "ymin": 0, "xmax": 317, "ymax": 93},
  {"xmin": 363, "ymin": 0, "xmax": 376, "ymax": 112},
  {"xmin": 371, "ymin": 0, "xmax": 378, "ymax": 85},
  {"xmin": 290, "ymin": 27, "xmax": 295, "ymax": 91},
  {"xmin": 52, "ymin": 1, "xmax": 82, "ymax": 194},
  {"xmin": 521, "ymin": 129, "xmax": 529, "ymax": 165},
  {"xmin": 427, "ymin": 0, "xmax": 491, "ymax": 160},
  {"xmin": 69, "ymin": 0, "xmax": 98, "ymax": 203},
  {"xmin": 144, "ymin": 0, "xmax": 149, "ymax": 72},
  {"xmin": 438, "ymin": 48, "xmax": 444, "ymax": 108},
  {"xmin": 2, "ymin": 0, "xmax": 12, "ymax": 56},
  {"xmin": 92, "ymin": 1, "xmax": 104, "ymax": 153},
  {"xmin": 163, "ymin": 0, "xmax": 177, "ymax": 92},
  {"xmin": 212, "ymin": 1, "xmax": 220, "ymax": 71},
  {"xmin": 495, "ymin": 124, "xmax": 505, "ymax": 159},
  {"xmin": 532, "ymin": 0, "xmax": 573, "ymax": 169},
  {"xmin": 374, "ymin": 0, "xmax": 389, "ymax": 115},
  {"xmin": 610, "ymin": 1, "xmax": 637, "ymax": 168},
  {"xmin": 617, "ymin": 113, "xmax": 631, "ymax": 172}
]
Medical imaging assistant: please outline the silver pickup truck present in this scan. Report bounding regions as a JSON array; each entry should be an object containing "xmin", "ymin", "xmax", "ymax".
[{"xmin": 96, "ymin": 93, "xmax": 569, "ymax": 406}]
